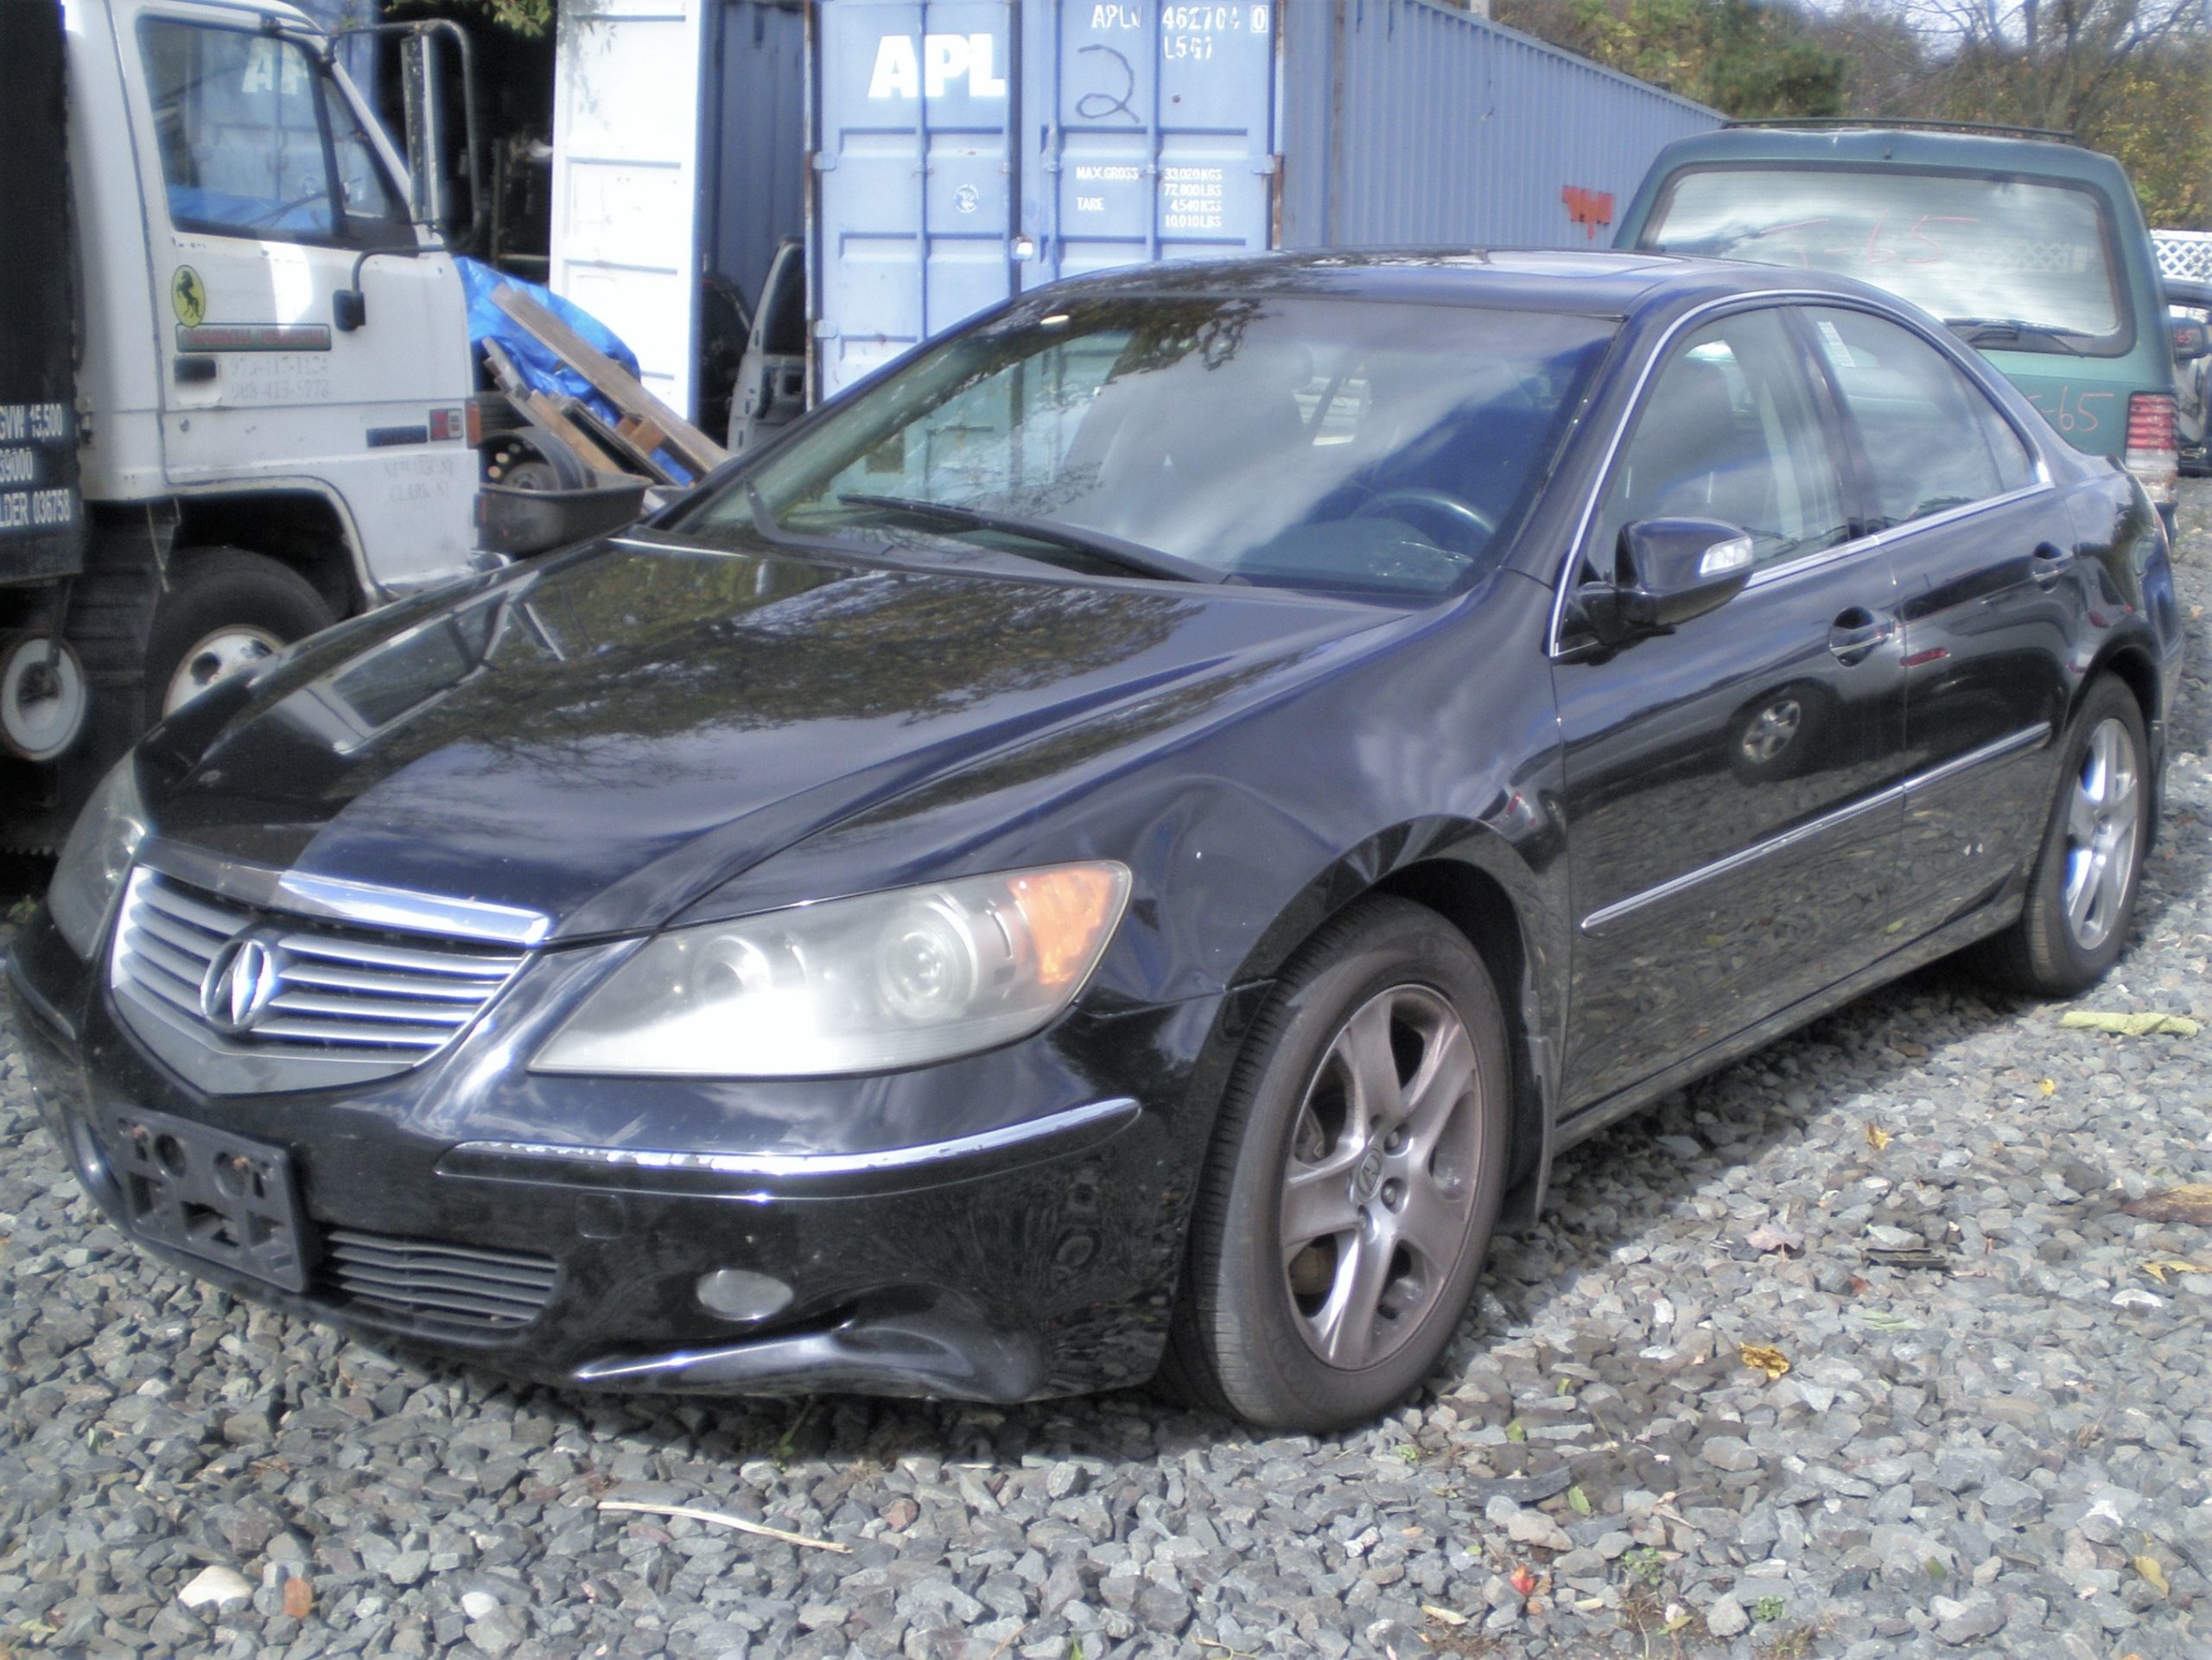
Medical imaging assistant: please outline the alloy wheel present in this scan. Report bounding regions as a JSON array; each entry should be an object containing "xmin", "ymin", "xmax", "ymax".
[
  {"xmin": 2061, "ymin": 716, "xmax": 2140, "ymax": 953},
  {"xmin": 1278, "ymin": 983, "xmax": 1485, "ymax": 1370}
]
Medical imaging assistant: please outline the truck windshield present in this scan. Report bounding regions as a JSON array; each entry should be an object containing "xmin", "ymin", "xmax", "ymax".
[
  {"xmin": 680, "ymin": 295, "xmax": 1613, "ymax": 598},
  {"xmin": 1639, "ymin": 167, "xmax": 2126, "ymax": 355}
]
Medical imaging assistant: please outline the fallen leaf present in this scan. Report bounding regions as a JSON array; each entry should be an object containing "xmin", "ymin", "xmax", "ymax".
[
  {"xmin": 1504, "ymin": 1420, "xmax": 1527, "ymax": 1443},
  {"xmin": 282, "ymin": 1577, "xmax": 313, "ymax": 1619},
  {"xmin": 1891, "ymin": 1039, "xmax": 1929, "ymax": 1058},
  {"xmin": 1510, "ymin": 1564, "xmax": 1540, "ymax": 1598},
  {"xmin": 2123, "ymin": 1185, "xmax": 2212, "ymax": 1225},
  {"xmin": 2139, "ymin": 1259, "xmax": 2212, "ymax": 1283},
  {"xmin": 2059, "ymin": 1010, "xmax": 2200, "ymax": 1037},
  {"xmin": 2135, "ymin": 1555, "xmax": 2171, "ymax": 1598},
  {"xmin": 1860, "ymin": 1309, "xmax": 1921, "ymax": 1332},
  {"xmin": 1663, "ymin": 1611, "xmax": 1694, "ymax": 1633},
  {"xmin": 594, "ymin": 1500, "xmax": 850, "ymax": 1554},
  {"xmin": 1865, "ymin": 1123, "xmax": 1892, "ymax": 1153},
  {"xmin": 1739, "ymin": 1343, "xmax": 1791, "ymax": 1381},
  {"xmin": 1745, "ymin": 1223, "xmax": 1805, "ymax": 1254},
  {"xmin": 2039, "ymin": 1078, "xmax": 2057, "ymax": 1096},
  {"xmin": 1567, "ymin": 1485, "xmax": 1592, "ymax": 1517},
  {"xmin": 1421, "ymin": 1605, "xmax": 1468, "ymax": 1627}
]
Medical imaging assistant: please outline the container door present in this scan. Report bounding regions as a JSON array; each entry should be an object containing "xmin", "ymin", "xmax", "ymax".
[
  {"xmin": 1032, "ymin": 0, "xmax": 1277, "ymax": 283},
  {"xmin": 815, "ymin": 0, "xmax": 1020, "ymax": 398},
  {"xmin": 551, "ymin": 0, "xmax": 709, "ymax": 417}
]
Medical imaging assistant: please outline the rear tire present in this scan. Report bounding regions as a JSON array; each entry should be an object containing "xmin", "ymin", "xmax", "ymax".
[
  {"xmin": 145, "ymin": 547, "xmax": 333, "ymax": 719},
  {"xmin": 1162, "ymin": 897, "xmax": 1510, "ymax": 1431},
  {"xmin": 1974, "ymin": 675, "xmax": 2149, "ymax": 995}
]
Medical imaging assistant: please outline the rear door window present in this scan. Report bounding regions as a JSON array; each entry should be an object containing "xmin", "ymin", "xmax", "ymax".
[
  {"xmin": 1640, "ymin": 168, "xmax": 2126, "ymax": 355},
  {"xmin": 1802, "ymin": 307, "xmax": 2037, "ymax": 531}
]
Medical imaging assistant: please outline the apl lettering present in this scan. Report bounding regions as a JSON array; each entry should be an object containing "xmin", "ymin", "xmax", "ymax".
[{"xmin": 868, "ymin": 32, "xmax": 1009, "ymax": 99}]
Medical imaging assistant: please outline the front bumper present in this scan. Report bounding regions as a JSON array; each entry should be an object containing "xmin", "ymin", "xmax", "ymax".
[{"xmin": 6, "ymin": 900, "xmax": 1226, "ymax": 1402}]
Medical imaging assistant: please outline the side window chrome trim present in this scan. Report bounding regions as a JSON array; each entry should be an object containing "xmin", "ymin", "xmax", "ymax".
[
  {"xmin": 1740, "ymin": 480, "xmax": 2060, "ymax": 592},
  {"xmin": 1549, "ymin": 291, "xmax": 2056, "ymax": 656},
  {"xmin": 1578, "ymin": 722, "xmax": 2052, "ymax": 936}
]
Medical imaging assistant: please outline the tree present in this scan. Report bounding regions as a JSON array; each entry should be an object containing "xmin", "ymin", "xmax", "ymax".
[{"xmin": 1494, "ymin": 0, "xmax": 1849, "ymax": 117}]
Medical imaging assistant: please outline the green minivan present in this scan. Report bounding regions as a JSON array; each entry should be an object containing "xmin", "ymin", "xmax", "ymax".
[{"xmin": 1615, "ymin": 125, "xmax": 2197, "ymax": 528}]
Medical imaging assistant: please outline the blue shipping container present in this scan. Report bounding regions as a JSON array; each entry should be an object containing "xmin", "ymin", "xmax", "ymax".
[{"xmin": 800, "ymin": 0, "xmax": 1719, "ymax": 395}]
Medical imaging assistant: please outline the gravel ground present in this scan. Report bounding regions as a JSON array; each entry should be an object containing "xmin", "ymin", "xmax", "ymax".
[{"xmin": 5, "ymin": 480, "xmax": 2212, "ymax": 1660}]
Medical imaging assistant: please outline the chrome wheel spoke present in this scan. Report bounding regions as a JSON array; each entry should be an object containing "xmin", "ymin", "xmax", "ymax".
[
  {"xmin": 1400, "ymin": 1020, "xmax": 1476, "ymax": 1161},
  {"xmin": 1395, "ymin": 1176, "xmax": 1467, "ymax": 1271},
  {"xmin": 2068, "ymin": 786, "xmax": 2100, "ymax": 848},
  {"xmin": 1280, "ymin": 1161, "xmax": 1362, "ymax": 1262},
  {"xmin": 1313, "ymin": 1224, "xmax": 1394, "ymax": 1368},
  {"xmin": 1337, "ymin": 997, "xmax": 1403, "ymax": 1133}
]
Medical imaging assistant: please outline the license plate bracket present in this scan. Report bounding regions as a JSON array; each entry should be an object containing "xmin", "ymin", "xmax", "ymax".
[{"xmin": 104, "ymin": 1106, "xmax": 310, "ymax": 1293}]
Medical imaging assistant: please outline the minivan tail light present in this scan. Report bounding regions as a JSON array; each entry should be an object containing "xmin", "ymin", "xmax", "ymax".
[{"xmin": 2125, "ymin": 392, "xmax": 2177, "ymax": 505}]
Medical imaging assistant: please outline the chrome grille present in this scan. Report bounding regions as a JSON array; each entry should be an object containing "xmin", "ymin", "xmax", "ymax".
[
  {"xmin": 111, "ymin": 868, "xmax": 525, "ymax": 1092},
  {"xmin": 321, "ymin": 1228, "xmax": 556, "ymax": 1331}
]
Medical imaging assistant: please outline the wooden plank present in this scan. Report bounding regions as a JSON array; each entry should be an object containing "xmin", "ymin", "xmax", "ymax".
[
  {"xmin": 490, "ymin": 286, "xmax": 729, "ymax": 476},
  {"xmin": 521, "ymin": 392, "xmax": 632, "ymax": 480},
  {"xmin": 568, "ymin": 402, "xmax": 681, "ymax": 486}
]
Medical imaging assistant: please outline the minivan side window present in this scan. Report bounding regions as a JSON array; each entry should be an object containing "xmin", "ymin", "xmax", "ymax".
[
  {"xmin": 1593, "ymin": 308, "xmax": 1851, "ymax": 572},
  {"xmin": 140, "ymin": 21, "xmax": 410, "ymax": 248},
  {"xmin": 1803, "ymin": 308, "xmax": 2036, "ymax": 531}
]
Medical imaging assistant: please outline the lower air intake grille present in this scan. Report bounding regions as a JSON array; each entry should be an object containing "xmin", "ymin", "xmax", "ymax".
[{"xmin": 321, "ymin": 1228, "xmax": 556, "ymax": 1332}]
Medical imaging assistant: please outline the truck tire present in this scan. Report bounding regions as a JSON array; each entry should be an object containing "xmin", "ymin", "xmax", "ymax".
[{"xmin": 145, "ymin": 547, "xmax": 334, "ymax": 719}]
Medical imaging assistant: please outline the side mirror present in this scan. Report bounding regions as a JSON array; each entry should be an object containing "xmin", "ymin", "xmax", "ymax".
[
  {"xmin": 2172, "ymin": 315, "xmax": 2210, "ymax": 365},
  {"xmin": 395, "ymin": 21, "xmax": 482, "ymax": 245},
  {"xmin": 1581, "ymin": 518, "xmax": 1754, "ymax": 644}
]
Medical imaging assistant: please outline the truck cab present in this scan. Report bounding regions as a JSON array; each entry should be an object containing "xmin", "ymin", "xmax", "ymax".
[{"xmin": 1, "ymin": 0, "xmax": 480, "ymax": 845}]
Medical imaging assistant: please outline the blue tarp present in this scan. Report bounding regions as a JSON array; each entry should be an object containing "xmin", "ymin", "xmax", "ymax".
[{"xmin": 458, "ymin": 258, "xmax": 692, "ymax": 484}]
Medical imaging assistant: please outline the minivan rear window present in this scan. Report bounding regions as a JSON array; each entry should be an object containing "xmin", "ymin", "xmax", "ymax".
[{"xmin": 1640, "ymin": 167, "xmax": 2126, "ymax": 355}]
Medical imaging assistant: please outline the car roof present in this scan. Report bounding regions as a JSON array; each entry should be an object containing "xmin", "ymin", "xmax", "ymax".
[
  {"xmin": 1029, "ymin": 247, "xmax": 1904, "ymax": 319},
  {"xmin": 1643, "ymin": 125, "xmax": 2137, "ymax": 191}
]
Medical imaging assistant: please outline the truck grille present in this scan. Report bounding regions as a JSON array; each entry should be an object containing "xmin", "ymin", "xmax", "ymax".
[
  {"xmin": 111, "ymin": 868, "xmax": 525, "ymax": 1091},
  {"xmin": 321, "ymin": 1228, "xmax": 557, "ymax": 1332}
]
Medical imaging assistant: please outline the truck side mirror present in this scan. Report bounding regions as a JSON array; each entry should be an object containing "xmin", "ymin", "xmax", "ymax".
[
  {"xmin": 396, "ymin": 21, "xmax": 483, "ymax": 246},
  {"xmin": 2173, "ymin": 316, "xmax": 2210, "ymax": 365}
]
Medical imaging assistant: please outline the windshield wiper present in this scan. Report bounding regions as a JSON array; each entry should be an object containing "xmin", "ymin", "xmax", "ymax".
[
  {"xmin": 836, "ymin": 493, "xmax": 1227, "ymax": 584},
  {"xmin": 1943, "ymin": 317, "xmax": 2088, "ymax": 357}
]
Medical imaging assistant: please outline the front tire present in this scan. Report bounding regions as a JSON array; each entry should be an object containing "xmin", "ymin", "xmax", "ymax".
[
  {"xmin": 1164, "ymin": 897, "xmax": 1510, "ymax": 1431},
  {"xmin": 145, "ymin": 548, "xmax": 334, "ymax": 719},
  {"xmin": 1976, "ymin": 675, "xmax": 2149, "ymax": 995}
]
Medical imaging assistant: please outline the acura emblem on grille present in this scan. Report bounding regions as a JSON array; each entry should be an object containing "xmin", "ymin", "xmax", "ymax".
[{"xmin": 199, "ymin": 930, "xmax": 287, "ymax": 1035}]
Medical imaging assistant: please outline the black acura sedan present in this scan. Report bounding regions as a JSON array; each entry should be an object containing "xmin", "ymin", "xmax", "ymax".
[{"xmin": 5, "ymin": 252, "xmax": 2183, "ymax": 1430}]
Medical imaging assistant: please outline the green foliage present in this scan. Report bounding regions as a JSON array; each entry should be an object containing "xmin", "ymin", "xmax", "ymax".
[
  {"xmin": 1496, "ymin": 0, "xmax": 1846, "ymax": 118},
  {"xmin": 392, "ymin": 0, "xmax": 551, "ymax": 37}
]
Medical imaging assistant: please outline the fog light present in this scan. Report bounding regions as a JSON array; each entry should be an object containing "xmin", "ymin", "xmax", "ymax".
[{"xmin": 695, "ymin": 1269, "xmax": 792, "ymax": 1324}]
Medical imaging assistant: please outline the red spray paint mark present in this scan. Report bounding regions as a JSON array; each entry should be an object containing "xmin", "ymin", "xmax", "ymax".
[{"xmin": 1562, "ymin": 187, "xmax": 1615, "ymax": 241}]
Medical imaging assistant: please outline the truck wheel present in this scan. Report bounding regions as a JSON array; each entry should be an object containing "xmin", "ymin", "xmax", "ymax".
[{"xmin": 146, "ymin": 548, "xmax": 334, "ymax": 718}]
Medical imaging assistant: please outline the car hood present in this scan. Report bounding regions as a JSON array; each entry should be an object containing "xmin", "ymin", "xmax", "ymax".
[{"xmin": 146, "ymin": 534, "xmax": 1393, "ymax": 938}]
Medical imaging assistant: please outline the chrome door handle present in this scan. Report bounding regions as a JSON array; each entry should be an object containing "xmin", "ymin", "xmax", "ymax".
[
  {"xmin": 2031, "ymin": 543, "xmax": 2075, "ymax": 588},
  {"xmin": 1827, "ymin": 607, "xmax": 1894, "ymax": 666}
]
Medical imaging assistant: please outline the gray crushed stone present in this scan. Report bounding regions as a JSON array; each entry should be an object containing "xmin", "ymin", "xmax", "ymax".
[{"xmin": 3, "ymin": 479, "xmax": 2210, "ymax": 1658}]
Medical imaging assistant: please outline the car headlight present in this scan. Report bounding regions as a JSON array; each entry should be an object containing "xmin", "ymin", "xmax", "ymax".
[
  {"xmin": 531, "ymin": 862, "xmax": 1131, "ymax": 1077},
  {"xmin": 48, "ymin": 755, "xmax": 149, "ymax": 958}
]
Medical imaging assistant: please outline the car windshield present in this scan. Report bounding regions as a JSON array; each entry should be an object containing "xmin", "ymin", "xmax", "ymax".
[
  {"xmin": 677, "ymin": 294, "xmax": 1615, "ymax": 597},
  {"xmin": 1639, "ymin": 166, "xmax": 2126, "ymax": 353}
]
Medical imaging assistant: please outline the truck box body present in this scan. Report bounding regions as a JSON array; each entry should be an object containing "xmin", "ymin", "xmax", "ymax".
[
  {"xmin": 0, "ymin": 0, "xmax": 84, "ymax": 585},
  {"xmin": 551, "ymin": 0, "xmax": 1719, "ymax": 417}
]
